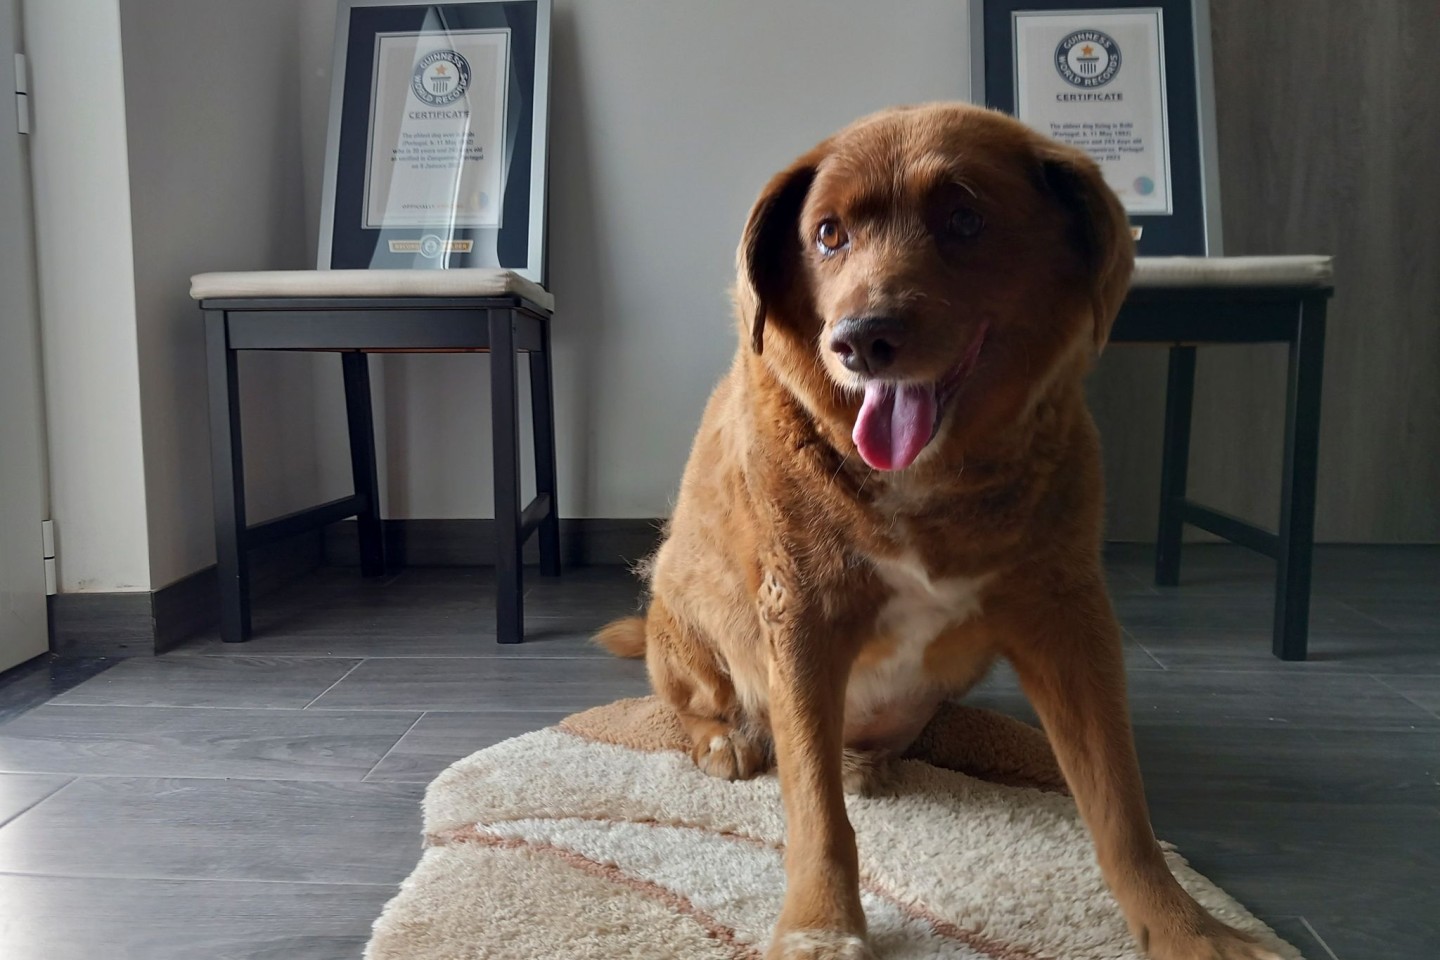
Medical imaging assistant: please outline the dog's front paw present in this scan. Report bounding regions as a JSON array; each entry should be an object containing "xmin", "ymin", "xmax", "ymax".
[
  {"xmin": 691, "ymin": 729, "xmax": 769, "ymax": 781},
  {"xmin": 1136, "ymin": 913, "xmax": 1282, "ymax": 960},
  {"xmin": 767, "ymin": 930, "xmax": 874, "ymax": 960}
]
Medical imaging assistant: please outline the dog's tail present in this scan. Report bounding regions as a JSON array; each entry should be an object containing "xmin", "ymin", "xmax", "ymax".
[{"xmin": 594, "ymin": 615, "xmax": 647, "ymax": 659}]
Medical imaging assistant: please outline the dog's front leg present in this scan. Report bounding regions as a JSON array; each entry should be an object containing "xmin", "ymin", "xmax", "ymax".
[
  {"xmin": 760, "ymin": 573, "xmax": 870, "ymax": 960},
  {"xmin": 1003, "ymin": 585, "xmax": 1279, "ymax": 960}
]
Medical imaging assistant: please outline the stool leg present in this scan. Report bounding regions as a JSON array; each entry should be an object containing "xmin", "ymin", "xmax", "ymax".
[
  {"xmin": 342, "ymin": 352, "xmax": 386, "ymax": 577},
  {"xmin": 1155, "ymin": 346, "xmax": 1196, "ymax": 586},
  {"xmin": 1273, "ymin": 298, "xmax": 1327, "ymax": 661},
  {"xmin": 204, "ymin": 310, "xmax": 251, "ymax": 643},
  {"xmin": 530, "ymin": 314, "xmax": 561, "ymax": 577},
  {"xmin": 490, "ymin": 309, "xmax": 524, "ymax": 643}
]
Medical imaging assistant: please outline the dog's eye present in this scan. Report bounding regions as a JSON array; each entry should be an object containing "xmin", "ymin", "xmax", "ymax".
[
  {"xmin": 947, "ymin": 207, "xmax": 984, "ymax": 238},
  {"xmin": 816, "ymin": 219, "xmax": 849, "ymax": 254}
]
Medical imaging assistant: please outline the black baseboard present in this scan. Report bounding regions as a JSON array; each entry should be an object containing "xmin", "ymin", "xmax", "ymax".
[
  {"xmin": 49, "ymin": 530, "xmax": 325, "ymax": 658},
  {"xmin": 48, "ymin": 593, "xmax": 154, "ymax": 658},
  {"xmin": 323, "ymin": 517, "xmax": 664, "ymax": 568},
  {"xmin": 48, "ymin": 519, "xmax": 654, "ymax": 658}
]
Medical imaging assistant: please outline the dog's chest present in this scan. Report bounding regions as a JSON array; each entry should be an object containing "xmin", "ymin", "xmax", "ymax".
[{"xmin": 847, "ymin": 553, "xmax": 989, "ymax": 716}]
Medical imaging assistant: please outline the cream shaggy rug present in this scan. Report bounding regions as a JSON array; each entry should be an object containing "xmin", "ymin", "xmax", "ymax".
[{"xmin": 364, "ymin": 697, "xmax": 1302, "ymax": 960}]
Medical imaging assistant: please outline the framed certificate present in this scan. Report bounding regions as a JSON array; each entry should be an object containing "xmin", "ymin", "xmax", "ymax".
[
  {"xmin": 972, "ymin": 0, "xmax": 1222, "ymax": 255},
  {"xmin": 319, "ymin": 0, "xmax": 552, "ymax": 281}
]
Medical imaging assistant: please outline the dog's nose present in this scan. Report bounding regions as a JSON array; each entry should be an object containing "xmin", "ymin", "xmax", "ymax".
[{"xmin": 829, "ymin": 315, "xmax": 904, "ymax": 375}]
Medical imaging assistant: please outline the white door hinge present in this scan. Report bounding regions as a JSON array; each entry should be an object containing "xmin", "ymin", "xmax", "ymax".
[
  {"xmin": 42, "ymin": 519, "xmax": 55, "ymax": 595},
  {"xmin": 14, "ymin": 53, "xmax": 29, "ymax": 135}
]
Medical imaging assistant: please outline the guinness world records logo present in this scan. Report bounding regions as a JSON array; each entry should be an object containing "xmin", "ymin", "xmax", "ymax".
[
  {"xmin": 1055, "ymin": 30, "xmax": 1121, "ymax": 88},
  {"xmin": 411, "ymin": 49, "xmax": 472, "ymax": 105}
]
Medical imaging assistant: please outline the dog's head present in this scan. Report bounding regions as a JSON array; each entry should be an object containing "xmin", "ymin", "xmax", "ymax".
[{"xmin": 737, "ymin": 103, "xmax": 1133, "ymax": 471}]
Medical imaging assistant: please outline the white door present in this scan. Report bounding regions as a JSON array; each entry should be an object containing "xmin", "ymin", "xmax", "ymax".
[{"xmin": 0, "ymin": 0, "xmax": 49, "ymax": 672}]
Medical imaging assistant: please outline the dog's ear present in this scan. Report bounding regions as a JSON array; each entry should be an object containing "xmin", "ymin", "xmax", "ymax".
[
  {"xmin": 737, "ymin": 152, "xmax": 823, "ymax": 354},
  {"xmin": 1037, "ymin": 145, "xmax": 1134, "ymax": 354}
]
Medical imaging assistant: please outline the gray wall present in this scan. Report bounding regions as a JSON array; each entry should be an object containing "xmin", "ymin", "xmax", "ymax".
[{"xmin": 1093, "ymin": 0, "xmax": 1440, "ymax": 542}]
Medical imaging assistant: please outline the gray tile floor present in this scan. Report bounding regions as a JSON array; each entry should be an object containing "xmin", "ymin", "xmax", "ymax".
[{"xmin": 0, "ymin": 545, "xmax": 1434, "ymax": 960}]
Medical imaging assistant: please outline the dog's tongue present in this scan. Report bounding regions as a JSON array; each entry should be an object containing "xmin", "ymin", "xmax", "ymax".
[{"xmin": 852, "ymin": 381, "xmax": 937, "ymax": 471}]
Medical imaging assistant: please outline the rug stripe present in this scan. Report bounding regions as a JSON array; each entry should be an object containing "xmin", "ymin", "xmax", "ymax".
[
  {"xmin": 445, "ymin": 827, "xmax": 763, "ymax": 960},
  {"xmin": 441, "ymin": 818, "xmax": 1022, "ymax": 959},
  {"xmin": 437, "ymin": 816, "xmax": 1047, "ymax": 959},
  {"xmin": 365, "ymin": 843, "xmax": 742, "ymax": 960}
]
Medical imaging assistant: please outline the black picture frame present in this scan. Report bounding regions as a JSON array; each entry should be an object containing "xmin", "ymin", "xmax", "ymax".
[
  {"xmin": 972, "ymin": 0, "xmax": 1222, "ymax": 256},
  {"xmin": 319, "ymin": 0, "xmax": 552, "ymax": 281}
]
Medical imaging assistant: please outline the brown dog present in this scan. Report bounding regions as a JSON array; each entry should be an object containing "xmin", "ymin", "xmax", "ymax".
[{"xmin": 597, "ymin": 103, "xmax": 1276, "ymax": 960}]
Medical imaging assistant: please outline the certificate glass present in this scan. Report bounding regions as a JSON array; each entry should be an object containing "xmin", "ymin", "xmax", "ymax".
[
  {"xmin": 364, "ymin": 29, "xmax": 511, "ymax": 229},
  {"xmin": 319, "ymin": 0, "xmax": 552, "ymax": 281},
  {"xmin": 973, "ymin": 0, "xmax": 1221, "ymax": 256},
  {"xmin": 1014, "ymin": 10, "xmax": 1172, "ymax": 215}
]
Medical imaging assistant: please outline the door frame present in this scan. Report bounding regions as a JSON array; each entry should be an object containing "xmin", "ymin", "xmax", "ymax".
[{"xmin": 0, "ymin": 0, "xmax": 52, "ymax": 672}]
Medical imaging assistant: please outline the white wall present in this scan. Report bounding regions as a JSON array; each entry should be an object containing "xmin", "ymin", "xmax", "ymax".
[
  {"xmin": 25, "ymin": 0, "xmax": 151, "ymax": 592},
  {"xmin": 301, "ymin": 0, "xmax": 975, "ymax": 521},
  {"xmin": 544, "ymin": 1, "xmax": 972, "ymax": 517},
  {"xmin": 119, "ymin": 0, "xmax": 333, "ymax": 589}
]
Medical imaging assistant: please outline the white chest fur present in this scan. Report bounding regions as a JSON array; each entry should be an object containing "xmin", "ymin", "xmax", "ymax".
[{"xmin": 846, "ymin": 554, "xmax": 990, "ymax": 720}]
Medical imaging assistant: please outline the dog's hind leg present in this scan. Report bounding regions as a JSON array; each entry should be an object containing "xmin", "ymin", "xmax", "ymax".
[{"xmin": 645, "ymin": 598, "xmax": 772, "ymax": 781}]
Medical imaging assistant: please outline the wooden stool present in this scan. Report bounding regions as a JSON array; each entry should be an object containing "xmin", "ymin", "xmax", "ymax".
[
  {"xmin": 191, "ymin": 268, "xmax": 560, "ymax": 645},
  {"xmin": 1113, "ymin": 256, "xmax": 1334, "ymax": 660}
]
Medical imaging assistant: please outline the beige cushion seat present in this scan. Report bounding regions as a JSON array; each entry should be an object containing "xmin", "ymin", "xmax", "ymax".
[
  {"xmin": 190, "ymin": 259, "xmax": 1332, "ymax": 306},
  {"xmin": 1132, "ymin": 255, "xmax": 1333, "ymax": 290},
  {"xmin": 189, "ymin": 267, "xmax": 554, "ymax": 312}
]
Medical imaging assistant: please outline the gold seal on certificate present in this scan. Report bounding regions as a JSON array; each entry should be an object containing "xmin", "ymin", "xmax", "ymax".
[
  {"xmin": 363, "ymin": 28, "xmax": 510, "ymax": 229},
  {"xmin": 1014, "ymin": 9, "xmax": 1172, "ymax": 215}
]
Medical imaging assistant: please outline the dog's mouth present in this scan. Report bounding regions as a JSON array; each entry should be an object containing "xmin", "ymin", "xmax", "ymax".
[{"xmin": 850, "ymin": 323, "xmax": 989, "ymax": 472}]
